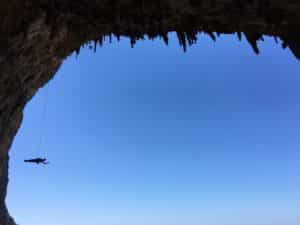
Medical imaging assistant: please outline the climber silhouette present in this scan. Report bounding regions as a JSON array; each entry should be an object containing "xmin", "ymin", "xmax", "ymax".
[{"xmin": 24, "ymin": 158, "xmax": 49, "ymax": 165}]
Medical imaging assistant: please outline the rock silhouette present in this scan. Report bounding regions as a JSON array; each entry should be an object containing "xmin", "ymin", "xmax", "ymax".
[{"xmin": 1, "ymin": 1, "xmax": 300, "ymax": 224}]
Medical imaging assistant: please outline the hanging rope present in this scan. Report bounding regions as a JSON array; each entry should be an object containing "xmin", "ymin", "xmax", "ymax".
[{"xmin": 37, "ymin": 84, "xmax": 50, "ymax": 152}]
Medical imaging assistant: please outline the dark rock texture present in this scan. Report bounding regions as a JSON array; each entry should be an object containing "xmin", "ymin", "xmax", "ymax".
[{"xmin": 1, "ymin": 1, "xmax": 300, "ymax": 224}]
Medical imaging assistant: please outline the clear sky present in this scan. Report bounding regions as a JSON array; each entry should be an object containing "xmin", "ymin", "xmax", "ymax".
[{"xmin": 7, "ymin": 33, "xmax": 300, "ymax": 225}]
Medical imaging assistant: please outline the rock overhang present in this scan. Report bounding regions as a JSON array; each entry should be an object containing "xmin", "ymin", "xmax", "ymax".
[{"xmin": 1, "ymin": 1, "xmax": 300, "ymax": 225}]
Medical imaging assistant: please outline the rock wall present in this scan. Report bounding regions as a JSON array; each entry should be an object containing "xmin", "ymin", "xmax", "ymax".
[{"xmin": 1, "ymin": 1, "xmax": 300, "ymax": 224}]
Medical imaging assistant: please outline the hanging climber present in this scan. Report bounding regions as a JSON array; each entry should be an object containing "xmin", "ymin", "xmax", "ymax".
[{"xmin": 24, "ymin": 158, "xmax": 49, "ymax": 165}]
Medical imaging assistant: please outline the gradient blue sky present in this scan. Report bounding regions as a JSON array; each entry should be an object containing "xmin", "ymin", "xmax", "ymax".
[{"xmin": 7, "ymin": 33, "xmax": 300, "ymax": 225}]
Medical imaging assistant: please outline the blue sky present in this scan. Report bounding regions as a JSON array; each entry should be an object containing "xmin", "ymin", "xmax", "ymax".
[{"xmin": 7, "ymin": 33, "xmax": 300, "ymax": 225}]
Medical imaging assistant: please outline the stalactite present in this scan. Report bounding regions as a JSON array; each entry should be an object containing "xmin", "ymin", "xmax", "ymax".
[
  {"xmin": 1, "ymin": 1, "xmax": 300, "ymax": 224},
  {"xmin": 237, "ymin": 32, "xmax": 242, "ymax": 41}
]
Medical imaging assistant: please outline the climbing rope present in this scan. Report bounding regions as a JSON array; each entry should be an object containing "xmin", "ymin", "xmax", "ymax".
[{"xmin": 37, "ymin": 83, "xmax": 50, "ymax": 153}]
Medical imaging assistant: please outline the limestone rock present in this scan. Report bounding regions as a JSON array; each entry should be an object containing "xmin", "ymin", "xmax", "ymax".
[{"xmin": 1, "ymin": 1, "xmax": 300, "ymax": 224}]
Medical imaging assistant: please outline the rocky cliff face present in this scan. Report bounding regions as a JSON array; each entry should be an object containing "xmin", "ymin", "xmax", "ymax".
[{"xmin": 1, "ymin": 1, "xmax": 300, "ymax": 224}]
